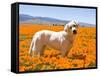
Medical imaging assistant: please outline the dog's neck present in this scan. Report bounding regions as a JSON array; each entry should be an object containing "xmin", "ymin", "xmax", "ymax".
[
  {"xmin": 66, "ymin": 33, "xmax": 76, "ymax": 43},
  {"xmin": 62, "ymin": 31, "xmax": 76, "ymax": 43}
]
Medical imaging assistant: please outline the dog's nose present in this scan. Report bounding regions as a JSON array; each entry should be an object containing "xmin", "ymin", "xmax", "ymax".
[{"xmin": 73, "ymin": 30, "xmax": 77, "ymax": 34}]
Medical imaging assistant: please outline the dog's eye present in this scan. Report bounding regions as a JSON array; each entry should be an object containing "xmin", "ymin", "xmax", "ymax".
[
  {"xmin": 70, "ymin": 27, "xmax": 72, "ymax": 29},
  {"xmin": 73, "ymin": 25, "xmax": 76, "ymax": 27}
]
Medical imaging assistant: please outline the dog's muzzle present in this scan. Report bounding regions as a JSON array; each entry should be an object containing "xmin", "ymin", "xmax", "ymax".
[{"xmin": 73, "ymin": 30, "xmax": 77, "ymax": 34}]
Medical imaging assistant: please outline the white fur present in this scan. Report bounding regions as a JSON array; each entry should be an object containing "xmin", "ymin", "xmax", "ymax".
[{"xmin": 29, "ymin": 21, "xmax": 78, "ymax": 57}]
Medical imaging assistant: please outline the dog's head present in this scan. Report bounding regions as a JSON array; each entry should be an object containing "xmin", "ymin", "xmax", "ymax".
[{"xmin": 64, "ymin": 21, "xmax": 79, "ymax": 35}]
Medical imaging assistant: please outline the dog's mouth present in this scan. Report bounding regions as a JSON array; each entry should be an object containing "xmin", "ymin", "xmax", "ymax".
[{"xmin": 73, "ymin": 30, "xmax": 77, "ymax": 34}]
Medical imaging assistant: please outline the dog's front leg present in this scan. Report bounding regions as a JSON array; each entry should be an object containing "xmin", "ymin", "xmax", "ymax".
[
  {"xmin": 61, "ymin": 45, "xmax": 72, "ymax": 57},
  {"xmin": 61, "ymin": 49, "xmax": 70, "ymax": 57},
  {"xmin": 65, "ymin": 45, "xmax": 72, "ymax": 57},
  {"xmin": 61, "ymin": 50, "xmax": 66, "ymax": 57}
]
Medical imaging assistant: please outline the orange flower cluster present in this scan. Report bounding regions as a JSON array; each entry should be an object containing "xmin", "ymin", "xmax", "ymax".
[{"xmin": 19, "ymin": 24, "xmax": 96, "ymax": 72}]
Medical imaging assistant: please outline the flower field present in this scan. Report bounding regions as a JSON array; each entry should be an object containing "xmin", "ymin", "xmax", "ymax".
[{"xmin": 19, "ymin": 23, "xmax": 96, "ymax": 72}]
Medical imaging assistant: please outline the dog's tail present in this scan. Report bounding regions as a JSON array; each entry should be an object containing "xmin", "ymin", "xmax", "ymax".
[{"xmin": 29, "ymin": 37, "xmax": 34, "ymax": 57}]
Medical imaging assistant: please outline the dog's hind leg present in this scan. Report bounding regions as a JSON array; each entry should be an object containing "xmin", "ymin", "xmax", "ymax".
[
  {"xmin": 29, "ymin": 37, "xmax": 34, "ymax": 57},
  {"xmin": 39, "ymin": 45, "xmax": 46, "ymax": 57},
  {"xmin": 29, "ymin": 37, "xmax": 39, "ymax": 57}
]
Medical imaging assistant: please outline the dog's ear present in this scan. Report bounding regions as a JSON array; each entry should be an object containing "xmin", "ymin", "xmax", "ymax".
[{"xmin": 64, "ymin": 24, "xmax": 69, "ymax": 32}]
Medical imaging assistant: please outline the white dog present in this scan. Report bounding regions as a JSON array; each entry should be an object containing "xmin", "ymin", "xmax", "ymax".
[{"xmin": 29, "ymin": 21, "xmax": 78, "ymax": 57}]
